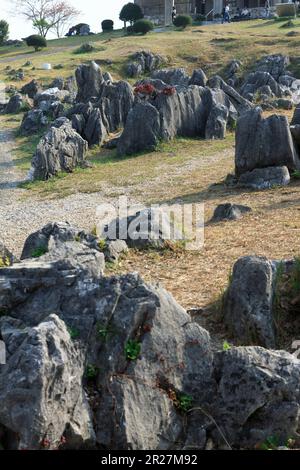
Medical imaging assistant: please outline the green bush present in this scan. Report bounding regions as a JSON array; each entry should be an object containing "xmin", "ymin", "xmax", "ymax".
[
  {"xmin": 173, "ymin": 14, "xmax": 193, "ymax": 29},
  {"xmin": 74, "ymin": 42, "xmax": 95, "ymax": 54},
  {"xmin": 102, "ymin": 19, "xmax": 114, "ymax": 32},
  {"xmin": 132, "ymin": 19, "xmax": 154, "ymax": 35},
  {"xmin": 25, "ymin": 35, "xmax": 47, "ymax": 51},
  {"xmin": 0, "ymin": 20, "xmax": 9, "ymax": 46}
]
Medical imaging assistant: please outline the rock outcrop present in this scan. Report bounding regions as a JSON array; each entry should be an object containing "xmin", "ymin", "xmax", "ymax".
[
  {"xmin": 127, "ymin": 51, "xmax": 165, "ymax": 78},
  {"xmin": 235, "ymin": 107, "xmax": 300, "ymax": 176},
  {"xmin": 19, "ymin": 109, "xmax": 48, "ymax": 136},
  {"xmin": 30, "ymin": 121, "xmax": 88, "ymax": 180},
  {"xmin": 5, "ymin": 94, "xmax": 24, "ymax": 114}
]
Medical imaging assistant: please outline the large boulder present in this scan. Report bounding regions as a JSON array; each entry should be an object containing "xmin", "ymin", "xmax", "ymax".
[
  {"xmin": 205, "ymin": 103, "xmax": 229, "ymax": 140},
  {"xmin": 102, "ymin": 207, "xmax": 184, "ymax": 249},
  {"xmin": 98, "ymin": 80, "xmax": 134, "ymax": 133},
  {"xmin": 222, "ymin": 256, "xmax": 277, "ymax": 348},
  {"xmin": 0, "ymin": 314, "xmax": 94, "ymax": 450},
  {"xmin": 207, "ymin": 75, "xmax": 252, "ymax": 115},
  {"xmin": 117, "ymin": 102, "xmax": 161, "ymax": 155},
  {"xmin": 240, "ymin": 71, "xmax": 283, "ymax": 99},
  {"xmin": 235, "ymin": 107, "xmax": 300, "ymax": 176},
  {"xmin": 30, "ymin": 121, "xmax": 88, "ymax": 180},
  {"xmin": 20, "ymin": 79, "xmax": 41, "ymax": 99},
  {"xmin": 237, "ymin": 166, "xmax": 290, "ymax": 190},
  {"xmin": 213, "ymin": 346, "xmax": 300, "ymax": 448},
  {"xmin": 19, "ymin": 109, "xmax": 48, "ymax": 136},
  {"xmin": 75, "ymin": 62, "xmax": 104, "ymax": 102}
]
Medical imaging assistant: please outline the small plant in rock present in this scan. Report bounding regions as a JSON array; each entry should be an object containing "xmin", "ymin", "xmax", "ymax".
[
  {"xmin": 125, "ymin": 339, "xmax": 141, "ymax": 360},
  {"xmin": 0, "ymin": 256, "xmax": 10, "ymax": 268},
  {"xmin": 85, "ymin": 364, "xmax": 99, "ymax": 380},
  {"xmin": 97, "ymin": 239, "xmax": 107, "ymax": 251},
  {"xmin": 31, "ymin": 246, "xmax": 48, "ymax": 258},
  {"xmin": 67, "ymin": 326, "xmax": 80, "ymax": 340},
  {"xmin": 292, "ymin": 170, "xmax": 300, "ymax": 179},
  {"xmin": 259, "ymin": 435, "xmax": 294, "ymax": 450},
  {"xmin": 222, "ymin": 341, "xmax": 231, "ymax": 351},
  {"xmin": 175, "ymin": 393, "xmax": 193, "ymax": 413}
]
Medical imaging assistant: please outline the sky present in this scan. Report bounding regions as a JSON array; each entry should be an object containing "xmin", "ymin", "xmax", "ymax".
[{"xmin": 2, "ymin": 0, "xmax": 127, "ymax": 39}]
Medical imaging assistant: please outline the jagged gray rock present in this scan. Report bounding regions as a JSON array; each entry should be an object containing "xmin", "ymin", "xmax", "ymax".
[
  {"xmin": 210, "ymin": 203, "xmax": 251, "ymax": 222},
  {"xmin": 235, "ymin": 107, "xmax": 299, "ymax": 176},
  {"xmin": 20, "ymin": 79, "xmax": 41, "ymax": 99},
  {"xmin": 5, "ymin": 94, "xmax": 23, "ymax": 114},
  {"xmin": 19, "ymin": 109, "xmax": 48, "ymax": 136},
  {"xmin": 237, "ymin": 166, "xmax": 291, "ymax": 190},
  {"xmin": 127, "ymin": 50, "xmax": 165, "ymax": 78},
  {"xmin": 117, "ymin": 101, "xmax": 161, "ymax": 155},
  {"xmin": 151, "ymin": 68, "xmax": 190, "ymax": 87},
  {"xmin": 213, "ymin": 346, "xmax": 300, "ymax": 448},
  {"xmin": 189, "ymin": 68, "xmax": 207, "ymax": 87},
  {"xmin": 222, "ymin": 256, "xmax": 277, "ymax": 348},
  {"xmin": 75, "ymin": 62, "xmax": 104, "ymax": 102},
  {"xmin": 30, "ymin": 121, "xmax": 88, "ymax": 180},
  {"xmin": 205, "ymin": 104, "xmax": 229, "ymax": 140},
  {"xmin": 207, "ymin": 75, "xmax": 252, "ymax": 114},
  {"xmin": 0, "ymin": 314, "xmax": 95, "ymax": 450}
]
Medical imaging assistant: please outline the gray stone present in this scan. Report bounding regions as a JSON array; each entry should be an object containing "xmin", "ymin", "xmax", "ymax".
[
  {"xmin": 102, "ymin": 239, "xmax": 128, "ymax": 263},
  {"xmin": 205, "ymin": 104, "xmax": 229, "ymax": 140},
  {"xmin": 102, "ymin": 207, "xmax": 184, "ymax": 249},
  {"xmin": 240, "ymin": 71, "xmax": 283, "ymax": 99},
  {"xmin": 237, "ymin": 166, "xmax": 290, "ymax": 190},
  {"xmin": 84, "ymin": 108, "xmax": 107, "ymax": 146},
  {"xmin": 75, "ymin": 62, "xmax": 104, "ymax": 102},
  {"xmin": 189, "ymin": 68, "xmax": 207, "ymax": 87},
  {"xmin": 117, "ymin": 102, "xmax": 161, "ymax": 155},
  {"xmin": 207, "ymin": 75, "xmax": 252, "ymax": 115},
  {"xmin": 291, "ymin": 105, "xmax": 300, "ymax": 125},
  {"xmin": 222, "ymin": 255, "xmax": 276, "ymax": 348},
  {"xmin": 34, "ymin": 88, "xmax": 69, "ymax": 107},
  {"xmin": 127, "ymin": 51, "xmax": 165, "ymax": 78},
  {"xmin": 19, "ymin": 109, "xmax": 48, "ymax": 136},
  {"xmin": 151, "ymin": 67, "xmax": 190, "ymax": 87},
  {"xmin": 255, "ymin": 54, "xmax": 290, "ymax": 81},
  {"xmin": 20, "ymin": 79, "xmax": 40, "ymax": 99},
  {"xmin": 213, "ymin": 346, "xmax": 300, "ymax": 448},
  {"xmin": 235, "ymin": 107, "xmax": 299, "ymax": 175},
  {"xmin": 274, "ymin": 98, "xmax": 293, "ymax": 110},
  {"xmin": 210, "ymin": 203, "xmax": 251, "ymax": 222},
  {"xmin": 5, "ymin": 94, "xmax": 23, "ymax": 114},
  {"xmin": 30, "ymin": 122, "xmax": 88, "ymax": 180},
  {"xmin": 0, "ymin": 314, "xmax": 95, "ymax": 449}
]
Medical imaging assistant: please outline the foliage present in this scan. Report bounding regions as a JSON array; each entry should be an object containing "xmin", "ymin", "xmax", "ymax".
[
  {"xmin": 74, "ymin": 42, "xmax": 95, "ymax": 54},
  {"xmin": 102, "ymin": 19, "xmax": 114, "ymax": 32},
  {"xmin": 25, "ymin": 34, "xmax": 47, "ymax": 51},
  {"xmin": 259, "ymin": 435, "xmax": 294, "ymax": 450},
  {"xmin": 97, "ymin": 239, "xmax": 107, "ymax": 251},
  {"xmin": 0, "ymin": 256, "xmax": 10, "ymax": 268},
  {"xmin": 223, "ymin": 341, "xmax": 231, "ymax": 351},
  {"xmin": 0, "ymin": 20, "xmax": 9, "ymax": 46},
  {"xmin": 132, "ymin": 19, "xmax": 154, "ymax": 35},
  {"xmin": 67, "ymin": 326, "xmax": 80, "ymax": 340},
  {"xmin": 85, "ymin": 364, "xmax": 98, "ymax": 379},
  {"xmin": 292, "ymin": 170, "xmax": 300, "ymax": 179},
  {"xmin": 173, "ymin": 15, "xmax": 193, "ymax": 29},
  {"xmin": 177, "ymin": 393, "xmax": 193, "ymax": 412},
  {"xmin": 119, "ymin": 2, "xmax": 143, "ymax": 27},
  {"xmin": 125, "ymin": 339, "xmax": 141, "ymax": 360},
  {"xmin": 31, "ymin": 246, "xmax": 48, "ymax": 257}
]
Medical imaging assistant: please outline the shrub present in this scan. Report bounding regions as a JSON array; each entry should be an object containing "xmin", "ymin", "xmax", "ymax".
[
  {"xmin": 74, "ymin": 42, "xmax": 95, "ymax": 54},
  {"xmin": 25, "ymin": 35, "xmax": 47, "ymax": 51},
  {"xmin": 120, "ymin": 2, "xmax": 143, "ymax": 27},
  {"xmin": 132, "ymin": 19, "xmax": 154, "ymax": 35},
  {"xmin": 173, "ymin": 14, "xmax": 193, "ymax": 29},
  {"xmin": 126, "ymin": 25, "xmax": 134, "ymax": 34},
  {"xmin": 0, "ymin": 20, "xmax": 9, "ymax": 46},
  {"xmin": 102, "ymin": 19, "xmax": 114, "ymax": 32}
]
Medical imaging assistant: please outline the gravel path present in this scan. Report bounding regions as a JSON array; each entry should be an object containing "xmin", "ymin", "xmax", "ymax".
[{"xmin": 0, "ymin": 129, "xmax": 116, "ymax": 256}]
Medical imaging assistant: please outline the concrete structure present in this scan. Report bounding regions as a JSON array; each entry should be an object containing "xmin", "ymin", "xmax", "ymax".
[{"xmin": 135, "ymin": 0, "xmax": 285, "ymax": 24}]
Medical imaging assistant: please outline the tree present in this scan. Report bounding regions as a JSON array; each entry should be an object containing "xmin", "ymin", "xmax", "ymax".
[
  {"xmin": 25, "ymin": 34, "xmax": 47, "ymax": 50},
  {"xmin": 119, "ymin": 2, "xmax": 143, "ymax": 28},
  {"xmin": 0, "ymin": 20, "xmax": 9, "ymax": 46},
  {"xmin": 13, "ymin": 0, "xmax": 80, "ymax": 37}
]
